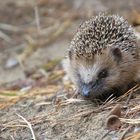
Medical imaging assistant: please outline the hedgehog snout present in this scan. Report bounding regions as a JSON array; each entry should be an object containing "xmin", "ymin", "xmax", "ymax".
[
  {"xmin": 81, "ymin": 81, "xmax": 97, "ymax": 97},
  {"xmin": 82, "ymin": 84, "xmax": 91, "ymax": 97}
]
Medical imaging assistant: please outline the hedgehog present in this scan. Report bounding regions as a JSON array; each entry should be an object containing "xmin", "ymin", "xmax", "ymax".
[{"xmin": 63, "ymin": 14, "xmax": 140, "ymax": 100}]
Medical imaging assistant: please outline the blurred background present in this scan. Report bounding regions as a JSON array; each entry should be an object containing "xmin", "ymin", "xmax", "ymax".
[{"xmin": 0, "ymin": 0, "xmax": 140, "ymax": 89}]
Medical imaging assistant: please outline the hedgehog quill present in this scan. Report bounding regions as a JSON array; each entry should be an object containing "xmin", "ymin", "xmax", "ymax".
[{"xmin": 63, "ymin": 14, "xmax": 140, "ymax": 100}]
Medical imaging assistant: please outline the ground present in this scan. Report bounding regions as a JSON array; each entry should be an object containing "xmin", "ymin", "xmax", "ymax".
[{"xmin": 0, "ymin": 0, "xmax": 140, "ymax": 140}]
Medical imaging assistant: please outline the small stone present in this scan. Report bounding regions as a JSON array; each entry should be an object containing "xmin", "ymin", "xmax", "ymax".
[{"xmin": 5, "ymin": 57, "xmax": 19, "ymax": 69}]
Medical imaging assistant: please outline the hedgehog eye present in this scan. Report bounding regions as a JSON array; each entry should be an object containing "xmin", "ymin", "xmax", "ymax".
[{"xmin": 98, "ymin": 69, "xmax": 108, "ymax": 79}]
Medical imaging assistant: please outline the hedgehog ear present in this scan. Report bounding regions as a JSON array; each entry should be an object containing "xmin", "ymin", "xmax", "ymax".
[{"xmin": 111, "ymin": 48, "xmax": 122, "ymax": 63}]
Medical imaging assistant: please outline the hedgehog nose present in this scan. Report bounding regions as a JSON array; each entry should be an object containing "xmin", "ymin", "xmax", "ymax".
[
  {"xmin": 82, "ymin": 84, "xmax": 91, "ymax": 97},
  {"xmin": 82, "ymin": 81, "xmax": 98, "ymax": 97}
]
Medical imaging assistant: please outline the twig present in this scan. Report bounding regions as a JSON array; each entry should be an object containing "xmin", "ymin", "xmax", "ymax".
[
  {"xmin": 119, "ymin": 125, "xmax": 133, "ymax": 140},
  {"xmin": 10, "ymin": 135, "xmax": 16, "ymax": 140},
  {"xmin": 125, "ymin": 93, "xmax": 132, "ymax": 105},
  {"xmin": 33, "ymin": 0, "xmax": 41, "ymax": 32},
  {"xmin": 39, "ymin": 19, "xmax": 72, "ymax": 46},
  {"xmin": 100, "ymin": 130, "xmax": 111, "ymax": 140},
  {"xmin": 120, "ymin": 118, "xmax": 140, "ymax": 124},
  {"xmin": 0, "ymin": 23, "xmax": 21, "ymax": 32},
  {"xmin": 1, "ymin": 124, "xmax": 28, "ymax": 131},
  {"xmin": 60, "ymin": 98, "xmax": 85, "ymax": 105},
  {"xmin": 117, "ymin": 84, "xmax": 140, "ymax": 102},
  {"xmin": 16, "ymin": 113, "xmax": 36, "ymax": 140},
  {"xmin": 101, "ymin": 95, "xmax": 115, "ymax": 108}
]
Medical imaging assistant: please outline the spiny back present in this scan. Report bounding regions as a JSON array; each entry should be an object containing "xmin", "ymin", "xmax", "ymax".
[{"xmin": 69, "ymin": 14, "xmax": 138, "ymax": 59}]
